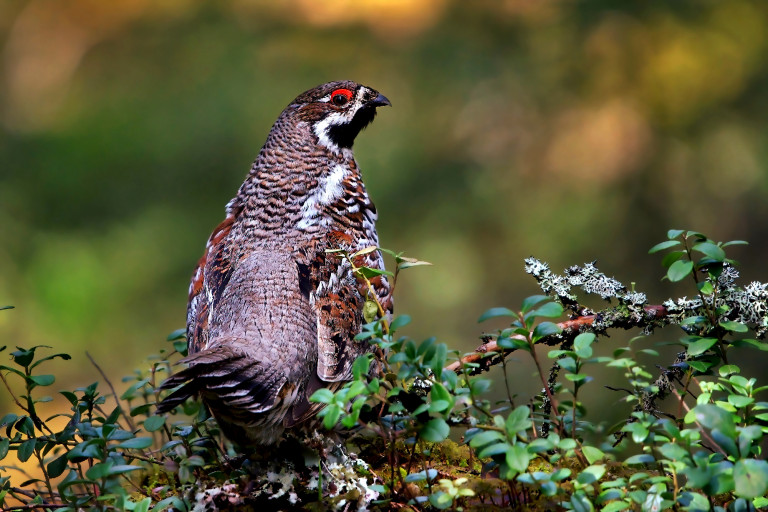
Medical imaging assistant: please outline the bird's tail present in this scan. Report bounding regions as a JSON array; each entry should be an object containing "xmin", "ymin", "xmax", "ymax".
[{"xmin": 155, "ymin": 343, "xmax": 285, "ymax": 416}]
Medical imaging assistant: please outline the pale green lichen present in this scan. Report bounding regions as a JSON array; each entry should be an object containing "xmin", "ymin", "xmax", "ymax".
[{"xmin": 526, "ymin": 258, "xmax": 768, "ymax": 337}]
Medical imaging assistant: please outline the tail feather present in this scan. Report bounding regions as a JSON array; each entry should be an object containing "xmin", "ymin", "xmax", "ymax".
[{"xmin": 155, "ymin": 344, "xmax": 286, "ymax": 415}]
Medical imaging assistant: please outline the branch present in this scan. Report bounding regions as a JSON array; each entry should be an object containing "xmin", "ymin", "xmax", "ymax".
[
  {"xmin": 446, "ymin": 256, "xmax": 768, "ymax": 377},
  {"xmin": 445, "ymin": 305, "xmax": 668, "ymax": 375}
]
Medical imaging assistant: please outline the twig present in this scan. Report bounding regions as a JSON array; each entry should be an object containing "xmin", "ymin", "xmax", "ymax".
[
  {"xmin": 670, "ymin": 388, "xmax": 727, "ymax": 457},
  {"xmin": 0, "ymin": 371, "xmax": 28, "ymax": 412},
  {"xmin": 86, "ymin": 351, "xmax": 136, "ymax": 431}
]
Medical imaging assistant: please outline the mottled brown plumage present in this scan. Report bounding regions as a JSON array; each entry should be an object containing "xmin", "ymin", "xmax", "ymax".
[{"xmin": 156, "ymin": 81, "xmax": 392, "ymax": 445}]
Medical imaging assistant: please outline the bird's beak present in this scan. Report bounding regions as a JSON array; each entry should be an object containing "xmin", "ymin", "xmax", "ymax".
[{"xmin": 368, "ymin": 93, "xmax": 391, "ymax": 108}]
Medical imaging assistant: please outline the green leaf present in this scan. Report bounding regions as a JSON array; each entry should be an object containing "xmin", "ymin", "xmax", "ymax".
[
  {"xmin": 733, "ymin": 459, "xmax": 768, "ymax": 499},
  {"xmin": 505, "ymin": 443, "xmax": 532, "ymax": 473},
  {"xmin": 143, "ymin": 415, "xmax": 165, "ymax": 432},
  {"xmin": 497, "ymin": 336, "xmax": 529, "ymax": 351},
  {"xmin": 678, "ymin": 492, "xmax": 710, "ymax": 510},
  {"xmin": 658, "ymin": 443, "xmax": 688, "ymax": 461},
  {"xmin": 310, "ymin": 388, "xmax": 335, "ymax": 404},
  {"xmin": 478, "ymin": 307, "xmax": 516, "ymax": 323},
  {"xmin": 470, "ymin": 377, "xmax": 492, "ymax": 395},
  {"xmin": 28, "ymin": 374, "xmax": 55, "ymax": 387},
  {"xmin": 719, "ymin": 365, "xmax": 741, "ymax": 376},
  {"xmin": 133, "ymin": 497, "xmax": 152, "ymax": 512},
  {"xmin": 667, "ymin": 260, "xmax": 693, "ymax": 282},
  {"xmin": 389, "ymin": 315, "xmax": 411, "ymax": 331},
  {"xmin": 468, "ymin": 430, "xmax": 505, "ymax": 448},
  {"xmin": 154, "ymin": 497, "xmax": 187, "ymax": 511},
  {"xmin": 356, "ymin": 266, "xmax": 394, "ymax": 278},
  {"xmin": 430, "ymin": 383, "xmax": 454, "ymax": 413},
  {"xmin": 689, "ymin": 404, "xmax": 736, "ymax": 438},
  {"xmin": 661, "ymin": 251, "xmax": 685, "ymax": 269},
  {"xmin": 107, "ymin": 464, "xmax": 143, "ymax": 476},
  {"xmin": 0, "ymin": 438, "xmax": 9, "ymax": 460},
  {"xmin": 11, "ymin": 347, "xmax": 43, "ymax": 368},
  {"xmin": 728, "ymin": 395, "xmax": 754, "ymax": 408},
  {"xmin": 173, "ymin": 339, "xmax": 187, "ymax": 354},
  {"xmin": 529, "ymin": 302, "xmax": 564, "ymax": 318},
  {"xmin": 719, "ymin": 320, "xmax": 748, "ymax": 333},
  {"xmin": 521, "ymin": 295, "xmax": 549, "ymax": 314},
  {"xmin": 680, "ymin": 315, "xmax": 707, "ymax": 326},
  {"xmin": 0, "ymin": 413, "xmax": 18, "ymax": 428},
  {"xmin": 686, "ymin": 337, "xmax": 717, "ymax": 356},
  {"xmin": 17, "ymin": 439, "xmax": 36, "ymax": 462},
  {"xmin": 428, "ymin": 400, "xmax": 450, "ymax": 414},
  {"xmin": 404, "ymin": 469, "xmax": 438, "ymax": 482},
  {"xmin": 558, "ymin": 356, "xmax": 577, "ymax": 373},
  {"xmin": 577, "ymin": 464, "xmax": 606, "ymax": 485},
  {"xmin": 532, "ymin": 322, "xmax": 561, "ymax": 342},
  {"xmin": 625, "ymin": 454, "xmax": 655, "ymax": 464},
  {"xmin": 667, "ymin": 229, "xmax": 685, "ymax": 240},
  {"xmin": 600, "ymin": 501, "xmax": 630, "ymax": 512},
  {"xmin": 86, "ymin": 461, "xmax": 114, "ymax": 480},
  {"xmin": 574, "ymin": 333, "xmax": 595, "ymax": 359},
  {"xmin": 731, "ymin": 339, "xmax": 768, "ymax": 352},
  {"xmin": 428, "ymin": 490, "xmax": 453, "ymax": 509},
  {"xmin": 352, "ymin": 354, "xmax": 373, "ymax": 380},
  {"xmin": 693, "ymin": 242, "xmax": 726, "ymax": 262},
  {"xmin": 429, "ymin": 343, "xmax": 447, "ymax": 377},
  {"xmin": 582, "ymin": 446, "xmax": 604, "ymax": 464},
  {"xmin": 29, "ymin": 353, "xmax": 71, "ymax": 370},
  {"xmin": 15, "ymin": 415, "xmax": 34, "ymax": 436},
  {"xmin": 565, "ymin": 373, "xmax": 590, "ymax": 383},
  {"xmin": 322, "ymin": 405, "xmax": 341, "ymax": 429},
  {"xmin": 648, "ymin": 240, "xmax": 680, "ymax": 254},
  {"xmin": 166, "ymin": 329, "xmax": 186, "ymax": 341},
  {"xmin": 130, "ymin": 404, "xmax": 152, "ymax": 417},
  {"xmin": 622, "ymin": 422, "xmax": 649, "ymax": 444},
  {"xmin": 47, "ymin": 453, "xmax": 69, "ymax": 478},
  {"xmin": 570, "ymin": 491, "xmax": 595, "ymax": 512},
  {"xmin": 687, "ymin": 360, "xmax": 713, "ymax": 373},
  {"xmin": 115, "ymin": 437, "xmax": 153, "ymax": 450},
  {"xmin": 478, "ymin": 442, "xmax": 511, "ymax": 458},
  {"xmin": 420, "ymin": 418, "xmax": 450, "ymax": 443},
  {"xmin": 738, "ymin": 425, "xmax": 762, "ymax": 456},
  {"xmin": 505, "ymin": 405, "xmax": 533, "ymax": 436}
]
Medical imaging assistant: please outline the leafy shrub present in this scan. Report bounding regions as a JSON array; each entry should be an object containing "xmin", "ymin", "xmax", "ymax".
[{"xmin": 2, "ymin": 229, "xmax": 768, "ymax": 511}]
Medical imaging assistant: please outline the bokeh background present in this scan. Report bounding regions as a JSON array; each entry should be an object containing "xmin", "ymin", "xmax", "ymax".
[{"xmin": 3, "ymin": 0, "xmax": 768, "ymax": 421}]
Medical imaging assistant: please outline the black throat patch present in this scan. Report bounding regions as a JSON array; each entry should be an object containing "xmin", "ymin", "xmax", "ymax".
[{"xmin": 326, "ymin": 106, "xmax": 378, "ymax": 149}]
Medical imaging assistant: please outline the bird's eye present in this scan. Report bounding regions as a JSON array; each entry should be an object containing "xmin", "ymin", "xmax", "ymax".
[{"xmin": 330, "ymin": 89, "xmax": 353, "ymax": 106}]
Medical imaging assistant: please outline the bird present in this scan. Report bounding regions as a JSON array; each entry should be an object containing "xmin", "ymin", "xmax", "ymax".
[{"xmin": 156, "ymin": 80, "xmax": 393, "ymax": 446}]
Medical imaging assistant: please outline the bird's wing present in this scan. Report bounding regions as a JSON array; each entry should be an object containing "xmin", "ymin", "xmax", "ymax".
[
  {"xmin": 299, "ymin": 230, "xmax": 392, "ymax": 384},
  {"xmin": 186, "ymin": 204, "xmax": 244, "ymax": 354}
]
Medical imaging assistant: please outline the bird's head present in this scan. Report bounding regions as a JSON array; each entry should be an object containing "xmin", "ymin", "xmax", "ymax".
[{"xmin": 290, "ymin": 80, "xmax": 391, "ymax": 153}]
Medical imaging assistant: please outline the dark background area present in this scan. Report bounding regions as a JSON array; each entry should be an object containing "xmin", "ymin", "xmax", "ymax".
[{"xmin": 2, "ymin": 0, "xmax": 768, "ymax": 427}]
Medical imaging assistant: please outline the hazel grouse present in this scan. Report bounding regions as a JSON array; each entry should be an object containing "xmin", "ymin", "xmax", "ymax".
[{"xmin": 156, "ymin": 81, "xmax": 392, "ymax": 446}]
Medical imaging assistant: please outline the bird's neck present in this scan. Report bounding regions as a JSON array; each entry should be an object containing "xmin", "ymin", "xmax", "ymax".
[{"xmin": 228, "ymin": 141, "xmax": 370, "ymax": 236}]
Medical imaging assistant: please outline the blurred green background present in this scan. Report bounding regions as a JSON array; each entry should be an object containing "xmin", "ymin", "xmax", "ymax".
[{"xmin": 2, "ymin": 0, "xmax": 768, "ymax": 417}]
